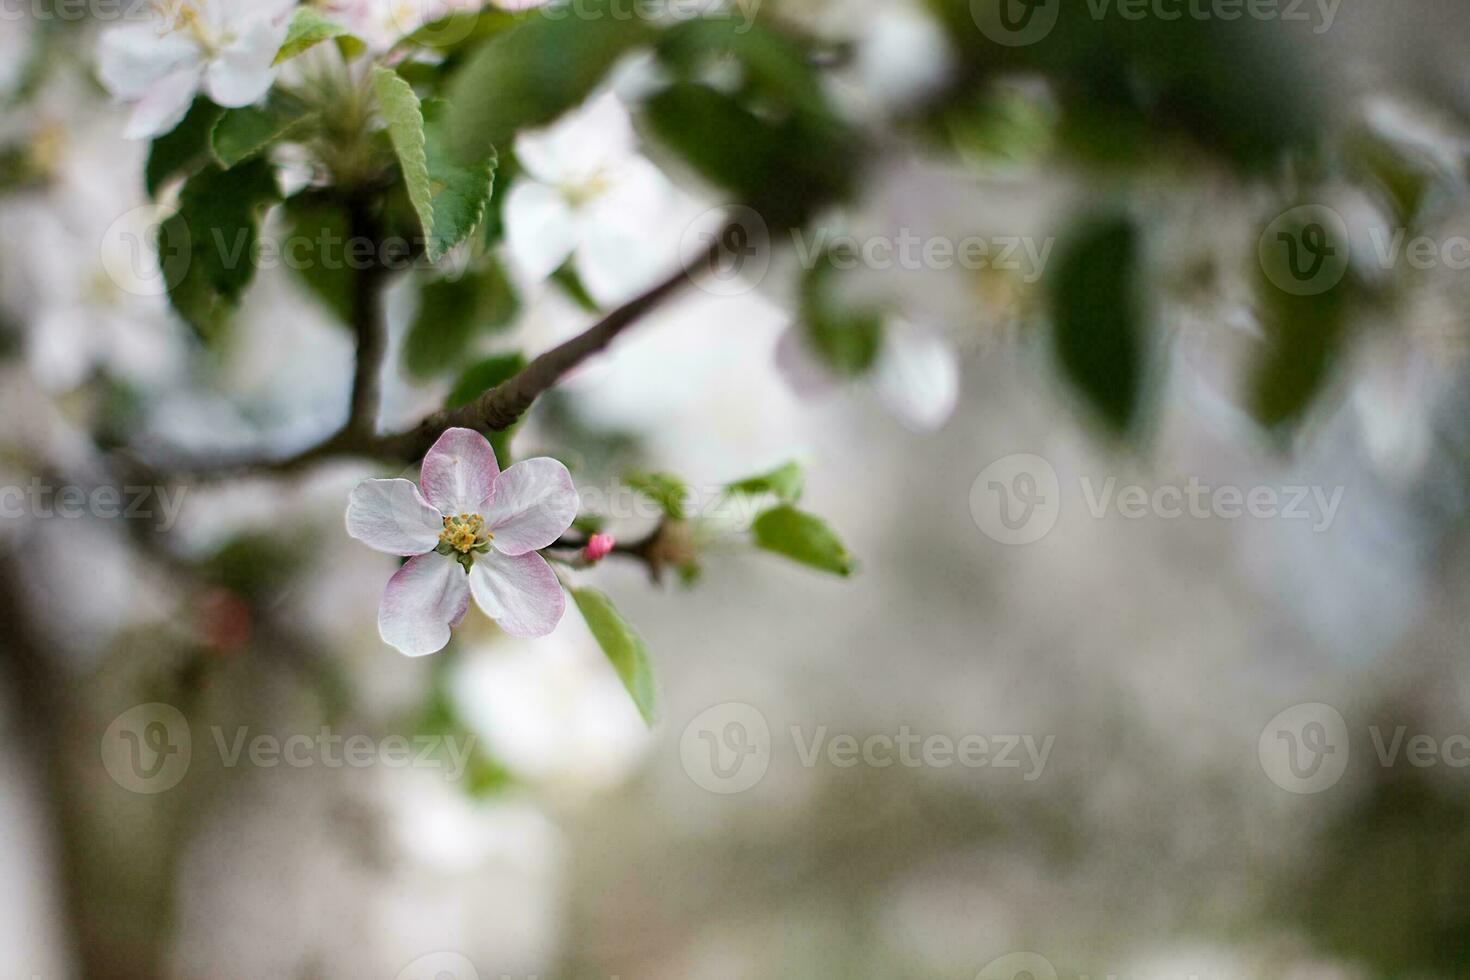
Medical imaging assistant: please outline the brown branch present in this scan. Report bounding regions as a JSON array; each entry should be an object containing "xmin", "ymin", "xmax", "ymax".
[
  {"xmin": 138, "ymin": 224, "xmax": 736, "ymax": 481},
  {"xmin": 549, "ymin": 519, "xmax": 698, "ymax": 585},
  {"xmin": 368, "ymin": 231, "xmax": 727, "ymax": 461},
  {"xmin": 344, "ymin": 191, "xmax": 391, "ymax": 441}
]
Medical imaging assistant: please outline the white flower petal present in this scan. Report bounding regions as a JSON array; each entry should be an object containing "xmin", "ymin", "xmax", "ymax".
[
  {"xmin": 514, "ymin": 91, "xmax": 634, "ymax": 186},
  {"xmin": 205, "ymin": 19, "xmax": 283, "ymax": 108},
  {"xmin": 504, "ymin": 181, "xmax": 578, "ymax": 282},
  {"xmin": 576, "ymin": 158, "xmax": 680, "ymax": 306},
  {"xmin": 96, "ymin": 25, "xmax": 197, "ymax": 101},
  {"xmin": 420, "ymin": 427, "xmax": 501, "ymax": 516},
  {"xmin": 468, "ymin": 551, "xmax": 566, "ymax": 638},
  {"xmin": 576, "ymin": 227, "xmax": 673, "ymax": 307},
  {"xmin": 873, "ymin": 322, "xmax": 961, "ymax": 432},
  {"xmin": 27, "ymin": 306, "xmax": 94, "ymax": 392},
  {"xmin": 123, "ymin": 66, "xmax": 206, "ymax": 140},
  {"xmin": 218, "ymin": 0, "xmax": 297, "ymax": 31},
  {"xmin": 483, "ymin": 458, "xmax": 578, "ymax": 556},
  {"xmin": 379, "ymin": 554, "xmax": 472, "ymax": 656},
  {"xmin": 346, "ymin": 479, "xmax": 444, "ymax": 556}
]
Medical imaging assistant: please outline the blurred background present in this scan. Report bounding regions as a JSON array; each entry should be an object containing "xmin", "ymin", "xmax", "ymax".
[{"xmin": 4, "ymin": 1, "xmax": 1470, "ymax": 978}]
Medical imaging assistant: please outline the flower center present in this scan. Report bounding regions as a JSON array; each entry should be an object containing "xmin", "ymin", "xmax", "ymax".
[
  {"xmin": 558, "ymin": 169, "xmax": 612, "ymax": 208},
  {"xmin": 153, "ymin": 1, "xmax": 227, "ymax": 52},
  {"xmin": 437, "ymin": 513, "xmax": 492, "ymax": 569}
]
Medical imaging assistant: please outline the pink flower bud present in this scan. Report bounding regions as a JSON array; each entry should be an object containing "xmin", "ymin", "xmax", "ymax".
[{"xmin": 584, "ymin": 532, "xmax": 616, "ymax": 563}]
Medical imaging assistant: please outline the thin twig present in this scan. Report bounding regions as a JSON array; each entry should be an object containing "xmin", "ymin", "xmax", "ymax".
[
  {"xmin": 344, "ymin": 191, "xmax": 390, "ymax": 440},
  {"xmin": 369, "ymin": 229, "xmax": 728, "ymax": 461},
  {"xmin": 139, "ymin": 223, "xmax": 736, "ymax": 481}
]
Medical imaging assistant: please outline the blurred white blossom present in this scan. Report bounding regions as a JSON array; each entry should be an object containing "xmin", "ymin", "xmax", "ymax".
[
  {"xmin": 505, "ymin": 92, "xmax": 690, "ymax": 307},
  {"xmin": 0, "ymin": 105, "xmax": 187, "ymax": 392},
  {"xmin": 450, "ymin": 612, "xmax": 652, "ymax": 801},
  {"xmin": 776, "ymin": 319, "xmax": 961, "ymax": 433}
]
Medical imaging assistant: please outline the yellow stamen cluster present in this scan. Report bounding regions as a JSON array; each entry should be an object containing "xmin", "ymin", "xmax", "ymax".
[
  {"xmin": 439, "ymin": 513, "xmax": 489, "ymax": 554},
  {"xmin": 28, "ymin": 120, "xmax": 67, "ymax": 180},
  {"xmin": 152, "ymin": 1, "xmax": 222, "ymax": 50},
  {"xmin": 559, "ymin": 170, "xmax": 612, "ymax": 208},
  {"xmin": 153, "ymin": 0, "xmax": 197, "ymax": 31}
]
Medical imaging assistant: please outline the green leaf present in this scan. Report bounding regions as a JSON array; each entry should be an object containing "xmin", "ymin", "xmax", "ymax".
[
  {"xmin": 402, "ymin": 260, "xmax": 519, "ymax": 379},
  {"xmin": 374, "ymin": 68, "xmax": 433, "ymax": 234},
  {"xmin": 799, "ymin": 249, "xmax": 884, "ymax": 378},
  {"xmin": 274, "ymin": 7, "xmax": 356, "ymax": 64},
  {"xmin": 571, "ymin": 587, "xmax": 658, "ymax": 727},
  {"xmin": 626, "ymin": 472, "xmax": 689, "ymax": 522},
  {"xmin": 146, "ymin": 98, "xmax": 225, "ymax": 197},
  {"xmin": 751, "ymin": 506, "xmax": 854, "ymax": 577},
  {"xmin": 727, "ymin": 462, "xmax": 805, "ymax": 504},
  {"xmin": 423, "ymin": 99, "xmax": 497, "ymax": 260},
  {"xmin": 549, "ymin": 260, "xmax": 599, "ymax": 313},
  {"xmin": 658, "ymin": 19, "xmax": 827, "ymax": 115},
  {"xmin": 446, "ymin": 352, "xmax": 526, "ymax": 410},
  {"xmin": 947, "ymin": 83, "xmax": 1057, "ymax": 169},
  {"xmin": 938, "ymin": 3, "xmax": 1324, "ymax": 173},
  {"xmin": 1048, "ymin": 214, "xmax": 1150, "ymax": 439},
  {"xmin": 161, "ymin": 159, "xmax": 280, "ymax": 338},
  {"xmin": 404, "ymin": 7, "xmax": 518, "ymax": 53},
  {"xmin": 374, "ymin": 69, "xmax": 497, "ymax": 261},
  {"xmin": 446, "ymin": 3, "xmax": 652, "ymax": 163},
  {"xmin": 1250, "ymin": 212, "xmax": 1353, "ymax": 433},
  {"xmin": 280, "ymin": 192, "xmax": 353, "ymax": 324},
  {"xmin": 0, "ymin": 145, "xmax": 46, "ymax": 192},
  {"xmin": 643, "ymin": 82, "xmax": 857, "ymax": 229},
  {"xmin": 212, "ymin": 98, "xmax": 314, "ymax": 168}
]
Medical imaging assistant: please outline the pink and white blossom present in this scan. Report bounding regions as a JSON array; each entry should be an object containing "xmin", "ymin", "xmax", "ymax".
[{"xmin": 346, "ymin": 428, "xmax": 578, "ymax": 655}]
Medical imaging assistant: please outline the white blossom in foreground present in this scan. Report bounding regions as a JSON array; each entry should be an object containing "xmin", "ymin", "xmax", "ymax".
[
  {"xmin": 346, "ymin": 428, "xmax": 578, "ymax": 655},
  {"xmin": 505, "ymin": 92, "xmax": 682, "ymax": 307},
  {"xmin": 97, "ymin": 0, "xmax": 296, "ymax": 139}
]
